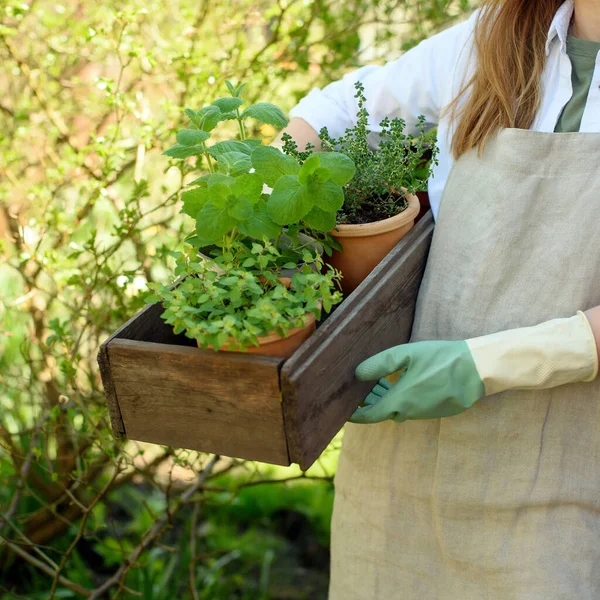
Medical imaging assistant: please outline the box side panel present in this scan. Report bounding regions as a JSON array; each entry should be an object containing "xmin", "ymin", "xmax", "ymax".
[
  {"xmin": 282, "ymin": 212, "xmax": 434, "ymax": 470},
  {"xmin": 108, "ymin": 339, "xmax": 290, "ymax": 465},
  {"xmin": 97, "ymin": 343, "xmax": 126, "ymax": 435}
]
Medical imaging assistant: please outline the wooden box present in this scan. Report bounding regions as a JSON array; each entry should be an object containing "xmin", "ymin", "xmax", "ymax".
[{"xmin": 98, "ymin": 212, "xmax": 434, "ymax": 471}]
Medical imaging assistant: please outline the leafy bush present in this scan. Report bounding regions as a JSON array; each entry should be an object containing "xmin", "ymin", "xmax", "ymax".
[{"xmin": 0, "ymin": 0, "xmax": 474, "ymax": 597}]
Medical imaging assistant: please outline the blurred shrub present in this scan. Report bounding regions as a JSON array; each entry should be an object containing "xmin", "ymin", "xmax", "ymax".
[{"xmin": 0, "ymin": 0, "xmax": 474, "ymax": 597}]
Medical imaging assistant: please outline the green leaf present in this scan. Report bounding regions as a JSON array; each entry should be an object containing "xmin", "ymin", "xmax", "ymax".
[
  {"xmin": 212, "ymin": 97, "xmax": 244, "ymax": 112},
  {"xmin": 215, "ymin": 151, "xmax": 251, "ymax": 176},
  {"xmin": 196, "ymin": 202, "xmax": 235, "ymax": 242},
  {"xmin": 267, "ymin": 176, "xmax": 311, "ymax": 225},
  {"xmin": 310, "ymin": 179, "xmax": 345, "ymax": 212},
  {"xmin": 241, "ymin": 103, "xmax": 288, "ymax": 128},
  {"xmin": 251, "ymin": 146, "xmax": 299, "ymax": 187},
  {"xmin": 208, "ymin": 140, "xmax": 255, "ymax": 158},
  {"xmin": 315, "ymin": 152, "xmax": 356, "ymax": 186},
  {"xmin": 181, "ymin": 187, "xmax": 210, "ymax": 218},
  {"xmin": 206, "ymin": 173, "xmax": 235, "ymax": 187},
  {"xmin": 232, "ymin": 173, "xmax": 263, "ymax": 202},
  {"xmin": 204, "ymin": 183, "xmax": 232, "ymax": 208},
  {"xmin": 176, "ymin": 129, "xmax": 210, "ymax": 146},
  {"xmin": 162, "ymin": 144, "xmax": 204, "ymax": 159},
  {"xmin": 238, "ymin": 203, "xmax": 281, "ymax": 240},
  {"xmin": 196, "ymin": 105, "xmax": 222, "ymax": 131},
  {"xmin": 187, "ymin": 174, "xmax": 211, "ymax": 187},
  {"xmin": 227, "ymin": 197, "xmax": 253, "ymax": 220},
  {"xmin": 184, "ymin": 108, "xmax": 203, "ymax": 128},
  {"xmin": 298, "ymin": 154, "xmax": 321, "ymax": 184},
  {"xmin": 303, "ymin": 206, "xmax": 337, "ymax": 231}
]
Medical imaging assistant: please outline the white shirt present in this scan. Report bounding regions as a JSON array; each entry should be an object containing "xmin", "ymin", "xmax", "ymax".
[{"xmin": 289, "ymin": 0, "xmax": 600, "ymax": 220}]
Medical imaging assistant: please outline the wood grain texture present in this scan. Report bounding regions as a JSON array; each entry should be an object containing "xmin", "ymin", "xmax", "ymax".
[
  {"xmin": 97, "ymin": 343, "xmax": 126, "ymax": 435},
  {"xmin": 107, "ymin": 338, "xmax": 290, "ymax": 465},
  {"xmin": 281, "ymin": 211, "xmax": 434, "ymax": 470}
]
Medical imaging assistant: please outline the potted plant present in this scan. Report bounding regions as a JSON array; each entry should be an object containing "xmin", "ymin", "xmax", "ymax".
[
  {"xmin": 282, "ymin": 81, "xmax": 438, "ymax": 294},
  {"xmin": 148, "ymin": 81, "xmax": 356, "ymax": 357}
]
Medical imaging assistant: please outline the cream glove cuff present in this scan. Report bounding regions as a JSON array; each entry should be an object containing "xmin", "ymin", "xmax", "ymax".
[{"xmin": 466, "ymin": 312, "xmax": 599, "ymax": 396}]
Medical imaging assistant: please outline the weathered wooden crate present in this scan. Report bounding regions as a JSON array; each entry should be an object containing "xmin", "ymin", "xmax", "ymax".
[{"xmin": 97, "ymin": 212, "xmax": 434, "ymax": 471}]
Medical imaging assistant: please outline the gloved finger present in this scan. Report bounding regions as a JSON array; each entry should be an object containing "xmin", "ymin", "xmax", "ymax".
[
  {"xmin": 362, "ymin": 384, "xmax": 389, "ymax": 406},
  {"xmin": 355, "ymin": 346, "xmax": 412, "ymax": 382},
  {"xmin": 349, "ymin": 403, "xmax": 387, "ymax": 424}
]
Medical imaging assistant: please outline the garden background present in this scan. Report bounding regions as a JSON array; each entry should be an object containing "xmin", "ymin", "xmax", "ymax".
[{"xmin": 1, "ymin": 1, "xmax": 474, "ymax": 597}]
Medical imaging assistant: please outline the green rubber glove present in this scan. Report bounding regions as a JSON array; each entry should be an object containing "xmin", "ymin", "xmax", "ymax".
[
  {"xmin": 350, "ymin": 313, "xmax": 599, "ymax": 424},
  {"xmin": 351, "ymin": 340, "xmax": 485, "ymax": 424}
]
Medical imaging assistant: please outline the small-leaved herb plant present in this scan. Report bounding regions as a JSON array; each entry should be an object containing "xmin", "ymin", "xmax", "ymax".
[
  {"xmin": 282, "ymin": 81, "xmax": 439, "ymax": 225},
  {"xmin": 147, "ymin": 240, "xmax": 342, "ymax": 351}
]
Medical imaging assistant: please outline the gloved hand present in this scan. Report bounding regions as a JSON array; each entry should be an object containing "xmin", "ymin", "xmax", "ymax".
[{"xmin": 350, "ymin": 312, "xmax": 599, "ymax": 424}]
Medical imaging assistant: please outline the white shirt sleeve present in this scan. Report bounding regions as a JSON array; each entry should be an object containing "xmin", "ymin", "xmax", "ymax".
[{"xmin": 289, "ymin": 14, "xmax": 477, "ymax": 141}]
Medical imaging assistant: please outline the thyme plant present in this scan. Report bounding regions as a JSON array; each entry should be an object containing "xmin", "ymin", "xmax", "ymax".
[{"xmin": 283, "ymin": 81, "xmax": 439, "ymax": 225}]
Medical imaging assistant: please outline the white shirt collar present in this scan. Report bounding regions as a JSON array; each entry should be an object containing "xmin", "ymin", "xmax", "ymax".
[{"xmin": 546, "ymin": 0, "xmax": 575, "ymax": 55}]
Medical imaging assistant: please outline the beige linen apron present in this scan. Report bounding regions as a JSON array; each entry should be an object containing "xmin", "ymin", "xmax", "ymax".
[{"xmin": 329, "ymin": 129, "xmax": 600, "ymax": 600}]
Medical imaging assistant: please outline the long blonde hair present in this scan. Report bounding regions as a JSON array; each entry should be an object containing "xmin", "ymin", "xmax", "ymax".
[{"xmin": 450, "ymin": 0, "xmax": 564, "ymax": 157}]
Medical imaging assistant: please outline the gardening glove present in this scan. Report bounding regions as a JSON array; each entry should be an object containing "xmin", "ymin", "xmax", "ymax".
[{"xmin": 350, "ymin": 312, "xmax": 598, "ymax": 424}]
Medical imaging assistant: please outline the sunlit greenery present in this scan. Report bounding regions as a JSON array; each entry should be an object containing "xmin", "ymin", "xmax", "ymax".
[{"xmin": 0, "ymin": 0, "xmax": 474, "ymax": 597}]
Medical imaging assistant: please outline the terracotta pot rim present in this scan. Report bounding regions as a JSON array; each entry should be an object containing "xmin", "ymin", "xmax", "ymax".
[
  {"xmin": 246, "ymin": 311, "xmax": 317, "ymax": 346},
  {"xmin": 331, "ymin": 193, "xmax": 420, "ymax": 238},
  {"xmin": 206, "ymin": 309, "xmax": 318, "ymax": 352}
]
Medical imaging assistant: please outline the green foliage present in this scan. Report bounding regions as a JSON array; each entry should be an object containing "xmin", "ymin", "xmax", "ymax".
[
  {"xmin": 0, "ymin": 0, "xmax": 474, "ymax": 597},
  {"xmin": 285, "ymin": 81, "xmax": 439, "ymax": 224},
  {"xmin": 164, "ymin": 83, "xmax": 355, "ymax": 254},
  {"xmin": 148, "ymin": 240, "xmax": 342, "ymax": 351}
]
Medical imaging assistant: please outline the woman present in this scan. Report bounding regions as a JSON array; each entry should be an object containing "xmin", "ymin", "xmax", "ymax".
[{"xmin": 277, "ymin": 0, "xmax": 600, "ymax": 598}]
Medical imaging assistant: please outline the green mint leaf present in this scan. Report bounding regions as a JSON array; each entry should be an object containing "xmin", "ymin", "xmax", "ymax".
[
  {"xmin": 310, "ymin": 179, "xmax": 344, "ymax": 212},
  {"xmin": 163, "ymin": 144, "xmax": 205, "ymax": 159},
  {"xmin": 267, "ymin": 175, "xmax": 311, "ymax": 225},
  {"xmin": 187, "ymin": 174, "xmax": 211, "ymax": 187},
  {"xmin": 204, "ymin": 183, "xmax": 231, "ymax": 208},
  {"xmin": 176, "ymin": 129, "xmax": 210, "ymax": 146},
  {"xmin": 315, "ymin": 152, "xmax": 356, "ymax": 186},
  {"xmin": 232, "ymin": 173, "xmax": 263, "ymax": 203},
  {"xmin": 196, "ymin": 105, "xmax": 222, "ymax": 131},
  {"xmin": 185, "ymin": 108, "xmax": 203, "ymax": 128},
  {"xmin": 215, "ymin": 151, "xmax": 251, "ymax": 176},
  {"xmin": 212, "ymin": 97, "xmax": 245, "ymax": 112},
  {"xmin": 227, "ymin": 197, "xmax": 253, "ymax": 220},
  {"xmin": 303, "ymin": 205, "xmax": 337, "ymax": 232},
  {"xmin": 181, "ymin": 187, "xmax": 210, "ymax": 218},
  {"xmin": 241, "ymin": 103, "xmax": 288, "ymax": 128},
  {"xmin": 206, "ymin": 173, "xmax": 235, "ymax": 187},
  {"xmin": 196, "ymin": 201, "xmax": 235, "ymax": 242},
  {"xmin": 251, "ymin": 146, "xmax": 299, "ymax": 187},
  {"xmin": 298, "ymin": 154, "xmax": 320, "ymax": 184},
  {"xmin": 208, "ymin": 140, "xmax": 255, "ymax": 158},
  {"xmin": 238, "ymin": 203, "xmax": 281, "ymax": 241}
]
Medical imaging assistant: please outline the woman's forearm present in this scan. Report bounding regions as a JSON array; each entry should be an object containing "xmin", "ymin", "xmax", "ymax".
[
  {"xmin": 272, "ymin": 117, "xmax": 322, "ymax": 151},
  {"xmin": 584, "ymin": 306, "xmax": 600, "ymax": 363}
]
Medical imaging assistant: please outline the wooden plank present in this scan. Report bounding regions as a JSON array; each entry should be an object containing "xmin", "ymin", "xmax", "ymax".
[
  {"xmin": 107, "ymin": 338, "xmax": 290, "ymax": 465},
  {"xmin": 281, "ymin": 211, "xmax": 434, "ymax": 470},
  {"xmin": 97, "ymin": 343, "xmax": 126, "ymax": 436}
]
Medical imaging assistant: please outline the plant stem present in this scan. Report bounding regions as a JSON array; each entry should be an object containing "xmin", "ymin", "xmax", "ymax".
[
  {"xmin": 202, "ymin": 148, "xmax": 215, "ymax": 173},
  {"xmin": 236, "ymin": 110, "xmax": 247, "ymax": 140}
]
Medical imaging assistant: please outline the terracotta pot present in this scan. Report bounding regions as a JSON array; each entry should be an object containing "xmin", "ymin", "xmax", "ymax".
[
  {"xmin": 327, "ymin": 193, "xmax": 420, "ymax": 295},
  {"xmin": 204, "ymin": 312, "xmax": 317, "ymax": 359}
]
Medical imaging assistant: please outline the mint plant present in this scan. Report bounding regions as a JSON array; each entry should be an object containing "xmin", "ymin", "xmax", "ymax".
[
  {"xmin": 282, "ymin": 81, "xmax": 438, "ymax": 225},
  {"xmin": 163, "ymin": 81, "xmax": 356, "ymax": 250},
  {"xmin": 147, "ymin": 240, "xmax": 343, "ymax": 351}
]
